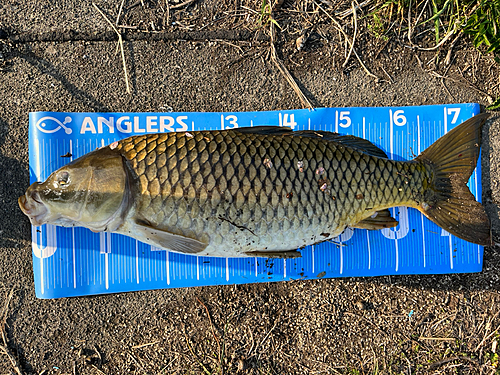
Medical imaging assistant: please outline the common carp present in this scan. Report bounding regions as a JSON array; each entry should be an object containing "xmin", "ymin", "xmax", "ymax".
[{"xmin": 19, "ymin": 113, "xmax": 491, "ymax": 257}]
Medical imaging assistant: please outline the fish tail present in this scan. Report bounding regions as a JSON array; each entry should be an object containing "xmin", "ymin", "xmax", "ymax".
[{"xmin": 415, "ymin": 113, "xmax": 491, "ymax": 246}]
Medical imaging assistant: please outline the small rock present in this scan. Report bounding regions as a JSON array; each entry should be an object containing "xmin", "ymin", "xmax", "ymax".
[
  {"xmin": 237, "ymin": 358, "xmax": 246, "ymax": 371},
  {"xmin": 355, "ymin": 300, "xmax": 371, "ymax": 310}
]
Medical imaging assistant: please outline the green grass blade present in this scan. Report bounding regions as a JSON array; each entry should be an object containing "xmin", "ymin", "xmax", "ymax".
[
  {"xmin": 487, "ymin": 96, "xmax": 500, "ymax": 110},
  {"xmin": 432, "ymin": 0, "xmax": 440, "ymax": 43},
  {"xmin": 418, "ymin": 0, "xmax": 452, "ymax": 25}
]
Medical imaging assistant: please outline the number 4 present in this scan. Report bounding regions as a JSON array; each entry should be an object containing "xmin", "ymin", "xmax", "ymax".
[{"xmin": 279, "ymin": 113, "xmax": 297, "ymax": 129}]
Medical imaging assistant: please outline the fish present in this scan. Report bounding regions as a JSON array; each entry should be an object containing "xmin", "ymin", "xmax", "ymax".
[{"xmin": 19, "ymin": 113, "xmax": 492, "ymax": 258}]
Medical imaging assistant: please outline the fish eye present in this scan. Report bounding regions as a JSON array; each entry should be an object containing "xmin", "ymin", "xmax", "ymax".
[{"xmin": 57, "ymin": 171, "xmax": 70, "ymax": 187}]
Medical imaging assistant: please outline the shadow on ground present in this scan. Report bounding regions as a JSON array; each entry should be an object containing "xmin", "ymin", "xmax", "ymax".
[
  {"xmin": 13, "ymin": 46, "xmax": 111, "ymax": 112},
  {"xmin": 0, "ymin": 117, "xmax": 31, "ymax": 246}
]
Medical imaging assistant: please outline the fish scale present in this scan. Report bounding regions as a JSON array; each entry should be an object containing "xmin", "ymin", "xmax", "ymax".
[{"xmin": 113, "ymin": 129, "xmax": 424, "ymax": 257}]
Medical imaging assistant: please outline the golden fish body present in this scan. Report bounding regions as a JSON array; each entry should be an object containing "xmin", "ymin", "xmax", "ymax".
[
  {"xmin": 19, "ymin": 114, "xmax": 491, "ymax": 258},
  {"xmin": 115, "ymin": 129, "xmax": 424, "ymax": 256}
]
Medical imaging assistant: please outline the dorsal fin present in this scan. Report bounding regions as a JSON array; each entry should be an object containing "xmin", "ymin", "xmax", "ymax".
[
  {"xmin": 293, "ymin": 130, "xmax": 388, "ymax": 158},
  {"xmin": 234, "ymin": 127, "xmax": 388, "ymax": 158},
  {"xmin": 234, "ymin": 126, "xmax": 293, "ymax": 135}
]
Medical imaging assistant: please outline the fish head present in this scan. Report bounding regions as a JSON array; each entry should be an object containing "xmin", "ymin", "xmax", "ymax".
[{"xmin": 19, "ymin": 147, "xmax": 128, "ymax": 232}]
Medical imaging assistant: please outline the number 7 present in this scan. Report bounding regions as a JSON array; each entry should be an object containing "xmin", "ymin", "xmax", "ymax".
[{"xmin": 447, "ymin": 108, "xmax": 460, "ymax": 124}]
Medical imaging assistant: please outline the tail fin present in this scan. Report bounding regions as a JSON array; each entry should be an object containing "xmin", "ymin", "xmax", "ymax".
[{"xmin": 416, "ymin": 113, "xmax": 491, "ymax": 246}]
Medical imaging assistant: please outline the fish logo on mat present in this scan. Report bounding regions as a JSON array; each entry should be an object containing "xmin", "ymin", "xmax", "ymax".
[{"xmin": 35, "ymin": 116, "xmax": 72, "ymax": 134}]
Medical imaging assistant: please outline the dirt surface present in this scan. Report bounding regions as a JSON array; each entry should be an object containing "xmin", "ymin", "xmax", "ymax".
[{"xmin": 1, "ymin": 0, "xmax": 500, "ymax": 374}]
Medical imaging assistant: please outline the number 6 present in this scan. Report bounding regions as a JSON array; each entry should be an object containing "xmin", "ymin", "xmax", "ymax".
[{"xmin": 391, "ymin": 110, "xmax": 407, "ymax": 127}]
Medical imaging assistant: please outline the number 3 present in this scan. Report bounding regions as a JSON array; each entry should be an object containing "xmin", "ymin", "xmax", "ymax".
[{"xmin": 221, "ymin": 114, "xmax": 238, "ymax": 129}]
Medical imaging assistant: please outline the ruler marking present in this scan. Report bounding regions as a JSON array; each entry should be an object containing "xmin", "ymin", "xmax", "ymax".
[
  {"xmin": 311, "ymin": 245, "xmax": 315, "ymax": 274},
  {"xmin": 339, "ymin": 244, "xmax": 343, "ymax": 275},
  {"xmin": 136, "ymin": 241, "xmax": 139, "ymax": 284},
  {"xmin": 366, "ymin": 231, "xmax": 371, "ymax": 270},
  {"xmin": 166, "ymin": 251, "xmax": 170, "ymax": 285}
]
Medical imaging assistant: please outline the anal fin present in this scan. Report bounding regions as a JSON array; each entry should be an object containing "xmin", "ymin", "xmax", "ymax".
[{"xmin": 352, "ymin": 209, "xmax": 398, "ymax": 230}]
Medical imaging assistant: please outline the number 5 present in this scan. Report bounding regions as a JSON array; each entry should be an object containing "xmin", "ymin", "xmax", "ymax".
[{"xmin": 337, "ymin": 111, "xmax": 351, "ymax": 128}]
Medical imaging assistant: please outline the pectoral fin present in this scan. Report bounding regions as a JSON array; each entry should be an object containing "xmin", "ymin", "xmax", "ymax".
[
  {"xmin": 135, "ymin": 220, "xmax": 207, "ymax": 254},
  {"xmin": 352, "ymin": 209, "xmax": 398, "ymax": 230}
]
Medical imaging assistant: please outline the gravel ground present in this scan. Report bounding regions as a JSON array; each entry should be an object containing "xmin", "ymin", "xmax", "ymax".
[{"xmin": 1, "ymin": 0, "xmax": 500, "ymax": 374}]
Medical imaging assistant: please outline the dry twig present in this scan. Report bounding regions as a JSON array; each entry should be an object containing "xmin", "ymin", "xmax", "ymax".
[
  {"xmin": 270, "ymin": 22, "xmax": 313, "ymax": 109},
  {"xmin": 170, "ymin": 0, "xmax": 197, "ymax": 10},
  {"xmin": 0, "ymin": 288, "xmax": 22, "ymax": 375},
  {"xmin": 419, "ymin": 336, "xmax": 456, "ymax": 341},
  {"xmin": 474, "ymin": 322, "xmax": 500, "ymax": 352},
  {"xmin": 165, "ymin": 0, "xmax": 170, "ymax": 29},
  {"xmin": 127, "ymin": 352, "xmax": 147, "ymax": 373},
  {"xmin": 196, "ymin": 297, "xmax": 219, "ymax": 344},
  {"xmin": 336, "ymin": 0, "xmax": 370, "ymax": 19},
  {"xmin": 116, "ymin": 0, "xmax": 126, "ymax": 26},
  {"xmin": 342, "ymin": 2, "xmax": 357, "ymax": 68},
  {"xmin": 429, "ymin": 355, "xmax": 479, "ymax": 370},
  {"xmin": 313, "ymin": 0, "xmax": 379, "ymax": 81},
  {"xmin": 132, "ymin": 341, "xmax": 160, "ymax": 349},
  {"xmin": 196, "ymin": 296, "xmax": 223, "ymax": 370},
  {"xmin": 91, "ymin": 364, "xmax": 107, "ymax": 375},
  {"xmin": 92, "ymin": 2, "xmax": 131, "ymax": 94}
]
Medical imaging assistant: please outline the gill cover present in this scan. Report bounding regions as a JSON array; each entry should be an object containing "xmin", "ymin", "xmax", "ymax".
[{"xmin": 71, "ymin": 147, "xmax": 128, "ymax": 230}]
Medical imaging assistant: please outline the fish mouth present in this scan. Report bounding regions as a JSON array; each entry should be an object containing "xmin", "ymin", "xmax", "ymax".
[{"xmin": 18, "ymin": 190, "xmax": 49, "ymax": 226}]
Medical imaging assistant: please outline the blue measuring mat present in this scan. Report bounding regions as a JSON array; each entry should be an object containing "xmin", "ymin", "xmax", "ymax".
[{"xmin": 28, "ymin": 104, "xmax": 483, "ymax": 299}]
